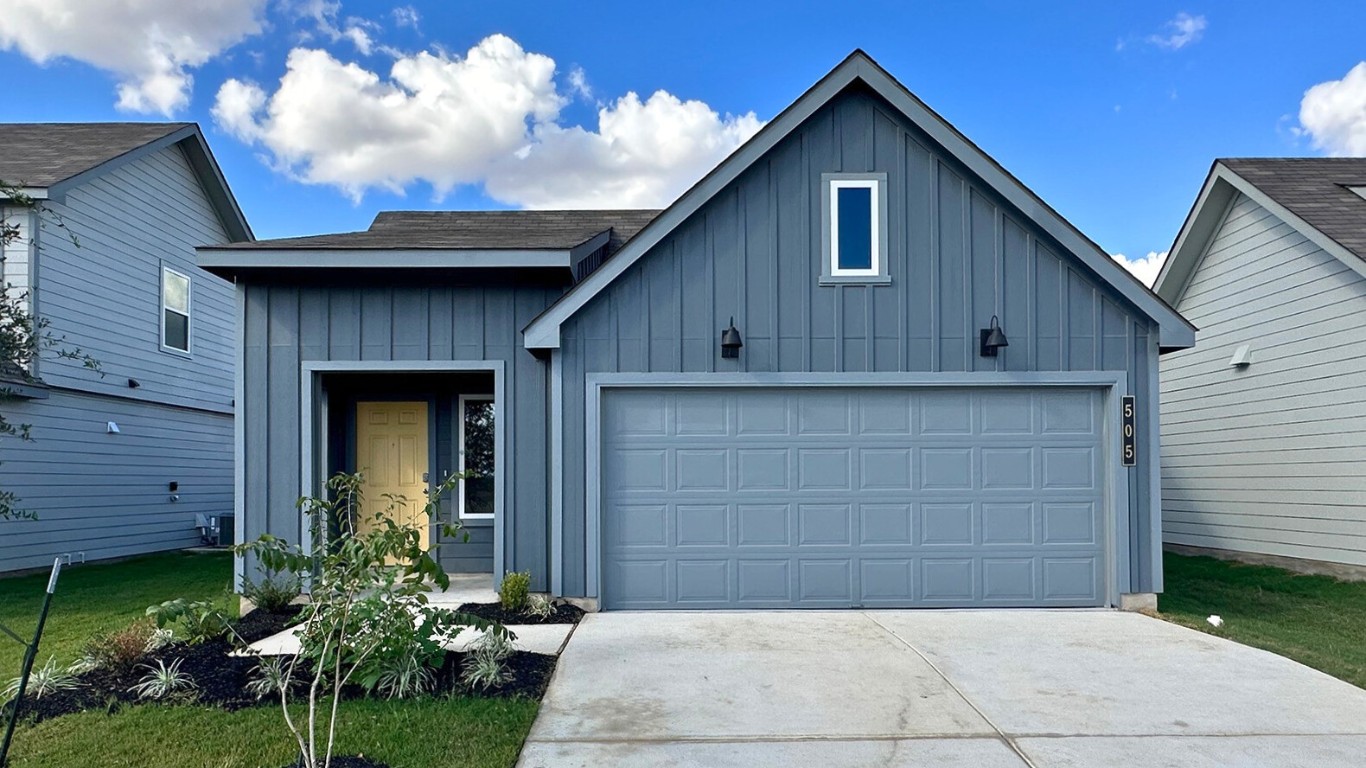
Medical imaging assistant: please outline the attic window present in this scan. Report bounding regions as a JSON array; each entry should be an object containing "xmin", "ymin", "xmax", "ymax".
[{"xmin": 822, "ymin": 173, "xmax": 889, "ymax": 284}]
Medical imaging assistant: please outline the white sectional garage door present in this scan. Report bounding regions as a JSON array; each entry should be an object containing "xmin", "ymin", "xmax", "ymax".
[{"xmin": 600, "ymin": 387, "xmax": 1108, "ymax": 609}]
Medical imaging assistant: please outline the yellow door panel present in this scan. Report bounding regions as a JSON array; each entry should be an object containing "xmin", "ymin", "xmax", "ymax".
[{"xmin": 355, "ymin": 401, "xmax": 429, "ymax": 551}]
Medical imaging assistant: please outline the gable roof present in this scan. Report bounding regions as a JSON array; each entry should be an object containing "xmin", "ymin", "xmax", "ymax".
[
  {"xmin": 0, "ymin": 122, "xmax": 252, "ymax": 242},
  {"xmin": 198, "ymin": 209, "xmax": 658, "ymax": 275},
  {"xmin": 1154, "ymin": 158, "xmax": 1366, "ymax": 304},
  {"xmin": 521, "ymin": 50, "xmax": 1196, "ymax": 351}
]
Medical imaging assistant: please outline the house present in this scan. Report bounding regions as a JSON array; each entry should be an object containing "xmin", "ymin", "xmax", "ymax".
[
  {"xmin": 0, "ymin": 123, "xmax": 251, "ymax": 572},
  {"xmin": 202, "ymin": 51, "xmax": 1194, "ymax": 610},
  {"xmin": 1155, "ymin": 158, "xmax": 1366, "ymax": 578}
]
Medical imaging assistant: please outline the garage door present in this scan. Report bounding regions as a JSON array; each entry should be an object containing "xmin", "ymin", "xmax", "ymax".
[{"xmin": 600, "ymin": 387, "xmax": 1108, "ymax": 609}]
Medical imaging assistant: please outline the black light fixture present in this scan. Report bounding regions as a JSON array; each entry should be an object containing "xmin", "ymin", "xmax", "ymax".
[
  {"xmin": 127, "ymin": 378, "xmax": 140, "ymax": 389},
  {"xmin": 979, "ymin": 315, "xmax": 1009, "ymax": 357},
  {"xmin": 720, "ymin": 317, "xmax": 743, "ymax": 359}
]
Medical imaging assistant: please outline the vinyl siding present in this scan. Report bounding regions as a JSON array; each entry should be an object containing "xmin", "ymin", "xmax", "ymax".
[
  {"xmin": 33, "ymin": 144, "xmax": 235, "ymax": 413},
  {"xmin": 557, "ymin": 87, "xmax": 1163, "ymax": 597},
  {"xmin": 2, "ymin": 205, "xmax": 34, "ymax": 309},
  {"xmin": 0, "ymin": 389, "xmax": 232, "ymax": 572},
  {"xmin": 1161, "ymin": 192, "xmax": 1366, "ymax": 566}
]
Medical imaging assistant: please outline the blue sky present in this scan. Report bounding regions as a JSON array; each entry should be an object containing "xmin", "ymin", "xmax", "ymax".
[{"xmin": 2, "ymin": 1, "xmax": 1365, "ymax": 282}]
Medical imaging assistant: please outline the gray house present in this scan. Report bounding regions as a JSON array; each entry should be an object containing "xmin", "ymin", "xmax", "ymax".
[
  {"xmin": 1155, "ymin": 158, "xmax": 1366, "ymax": 577},
  {"xmin": 0, "ymin": 123, "xmax": 250, "ymax": 572},
  {"xmin": 203, "ymin": 51, "xmax": 1194, "ymax": 610}
]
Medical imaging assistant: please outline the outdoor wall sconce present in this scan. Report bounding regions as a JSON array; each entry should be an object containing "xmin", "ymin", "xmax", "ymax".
[
  {"xmin": 979, "ymin": 315, "xmax": 1009, "ymax": 357},
  {"xmin": 127, "ymin": 378, "xmax": 140, "ymax": 388},
  {"xmin": 720, "ymin": 317, "xmax": 744, "ymax": 359}
]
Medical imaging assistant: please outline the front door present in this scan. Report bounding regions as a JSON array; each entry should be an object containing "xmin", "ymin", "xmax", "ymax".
[{"xmin": 355, "ymin": 401, "xmax": 430, "ymax": 550}]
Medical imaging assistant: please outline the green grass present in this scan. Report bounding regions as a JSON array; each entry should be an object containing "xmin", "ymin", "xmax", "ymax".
[
  {"xmin": 1161, "ymin": 551, "xmax": 1366, "ymax": 688},
  {"xmin": 1, "ymin": 551, "xmax": 539, "ymax": 767},
  {"xmin": 0, "ymin": 551, "xmax": 235, "ymax": 674},
  {"xmin": 7, "ymin": 698, "xmax": 539, "ymax": 768}
]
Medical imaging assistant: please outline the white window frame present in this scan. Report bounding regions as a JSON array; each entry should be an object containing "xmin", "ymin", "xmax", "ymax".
[
  {"xmin": 160, "ymin": 265, "xmax": 192, "ymax": 355},
  {"xmin": 457, "ymin": 394, "xmax": 495, "ymax": 520},
  {"xmin": 829, "ymin": 178, "xmax": 881, "ymax": 277}
]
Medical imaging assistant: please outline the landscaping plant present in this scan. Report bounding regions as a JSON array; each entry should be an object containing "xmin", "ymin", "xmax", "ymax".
[
  {"xmin": 525, "ymin": 594, "xmax": 556, "ymax": 620},
  {"xmin": 82, "ymin": 620, "xmax": 157, "ymax": 673},
  {"xmin": 146, "ymin": 599, "xmax": 238, "ymax": 646},
  {"xmin": 498, "ymin": 571, "xmax": 531, "ymax": 612},
  {"xmin": 243, "ymin": 573, "xmax": 302, "ymax": 614},
  {"xmin": 3, "ymin": 657, "xmax": 76, "ymax": 703},
  {"xmin": 235, "ymin": 471, "xmax": 506, "ymax": 768},
  {"xmin": 128, "ymin": 658, "xmax": 196, "ymax": 701}
]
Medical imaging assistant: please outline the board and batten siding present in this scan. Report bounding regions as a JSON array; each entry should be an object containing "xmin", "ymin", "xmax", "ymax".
[
  {"xmin": 239, "ymin": 279, "xmax": 557, "ymax": 586},
  {"xmin": 0, "ymin": 389, "xmax": 232, "ymax": 571},
  {"xmin": 557, "ymin": 88, "xmax": 1163, "ymax": 598},
  {"xmin": 1161, "ymin": 192, "xmax": 1366, "ymax": 566},
  {"xmin": 34, "ymin": 144, "xmax": 235, "ymax": 414}
]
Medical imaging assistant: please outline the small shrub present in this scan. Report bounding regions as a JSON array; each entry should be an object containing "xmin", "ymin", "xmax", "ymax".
[
  {"xmin": 499, "ymin": 571, "xmax": 531, "ymax": 611},
  {"xmin": 84, "ymin": 620, "xmax": 156, "ymax": 672},
  {"xmin": 472, "ymin": 630, "xmax": 514, "ymax": 662},
  {"xmin": 3, "ymin": 657, "xmax": 78, "ymax": 702},
  {"xmin": 526, "ymin": 594, "xmax": 556, "ymax": 619},
  {"xmin": 128, "ymin": 658, "xmax": 196, "ymax": 701},
  {"xmin": 147, "ymin": 598, "xmax": 235, "ymax": 645},
  {"xmin": 373, "ymin": 651, "xmax": 435, "ymax": 700},
  {"xmin": 460, "ymin": 646, "xmax": 511, "ymax": 691},
  {"xmin": 243, "ymin": 573, "xmax": 301, "ymax": 614},
  {"xmin": 245, "ymin": 657, "xmax": 297, "ymax": 701}
]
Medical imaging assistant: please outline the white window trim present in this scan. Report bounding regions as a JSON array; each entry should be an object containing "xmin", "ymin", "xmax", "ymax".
[
  {"xmin": 160, "ymin": 265, "xmax": 192, "ymax": 355},
  {"xmin": 830, "ymin": 178, "xmax": 882, "ymax": 277},
  {"xmin": 457, "ymin": 393, "xmax": 495, "ymax": 520}
]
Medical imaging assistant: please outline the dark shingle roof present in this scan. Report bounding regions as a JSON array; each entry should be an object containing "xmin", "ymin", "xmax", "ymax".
[
  {"xmin": 0, "ymin": 123, "xmax": 190, "ymax": 188},
  {"xmin": 217, "ymin": 209, "xmax": 662, "ymax": 252},
  {"xmin": 1221, "ymin": 157, "xmax": 1366, "ymax": 262}
]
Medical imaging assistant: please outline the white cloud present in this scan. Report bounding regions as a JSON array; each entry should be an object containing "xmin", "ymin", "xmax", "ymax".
[
  {"xmin": 392, "ymin": 6, "xmax": 420, "ymax": 29},
  {"xmin": 567, "ymin": 66, "xmax": 592, "ymax": 99},
  {"xmin": 0, "ymin": 0, "xmax": 267, "ymax": 115},
  {"xmin": 287, "ymin": 0, "xmax": 378, "ymax": 55},
  {"xmin": 1111, "ymin": 251, "xmax": 1168, "ymax": 287},
  {"xmin": 1297, "ymin": 62, "xmax": 1366, "ymax": 156},
  {"xmin": 214, "ymin": 34, "xmax": 764, "ymax": 208},
  {"xmin": 1148, "ymin": 12, "xmax": 1207, "ymax": 50}
]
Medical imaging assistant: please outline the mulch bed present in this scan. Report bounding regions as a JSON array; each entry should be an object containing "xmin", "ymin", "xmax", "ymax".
[
  {"xmin": 456, "ymin": 601, "xmax": 585, "ymax": 626},
  {"xmin": 4, "ymin": 606, "xmax": 558, "ymax": 727},
  {"xmin": 286, "ymin": 757, "xmax": 389, "ymax": 768}
]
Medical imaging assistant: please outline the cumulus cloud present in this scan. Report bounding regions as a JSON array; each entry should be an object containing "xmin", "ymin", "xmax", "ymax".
[
  {"xmin": 1297, "ymin": 62, "xmax": 1366, "ymax": 156},
  {"xmin": 1111, "ymin": 251, "xmax": 1168, "ymax": 287},
  {"xmin": 1148, "ymin": 12, "xmax": 1207, "ymax": 50},
  {"xmin": 214, "ymin": 34, "xmax": 764, "ymax": 207},
  {"xmin": 0, "ymin": 0, "xmax": 267, "ymax": 115}
]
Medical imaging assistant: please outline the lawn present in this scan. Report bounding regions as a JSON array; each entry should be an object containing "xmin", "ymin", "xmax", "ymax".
[
  {"xmin": 1160, "ymin": 551, "xmax": 1366, "ymax": 689},
  {"xmin": 1, "ymin": 550, "xmax": 539, "ymax": 768}
]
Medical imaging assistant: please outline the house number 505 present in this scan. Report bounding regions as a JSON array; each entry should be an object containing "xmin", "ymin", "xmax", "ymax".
[{"xmin": 1121, "ymin": 395, "xmax": 1137, "ymax": 467}]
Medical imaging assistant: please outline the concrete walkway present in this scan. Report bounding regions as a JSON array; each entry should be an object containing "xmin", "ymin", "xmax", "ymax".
[{"xmin": 518, "ymin": 611, "xmax": 1366, "ymax": 767}]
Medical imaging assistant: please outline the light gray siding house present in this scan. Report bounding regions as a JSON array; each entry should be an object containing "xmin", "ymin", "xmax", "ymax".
[
  {"xmin": 203, "ymin": 51, "xmax": 1194, "ymax": 610},
  {"xmin": 1155, "ymin": 158, "xmax": 1366, "ymax": 576},
  {"xmin": 0, "ymin": 123, "xmax": 251, "ymax": 572}
]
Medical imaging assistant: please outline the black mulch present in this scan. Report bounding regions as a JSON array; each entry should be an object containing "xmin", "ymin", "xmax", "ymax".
[
  {"xmin": 456, "ymin": 601, "xmax": 585, "ymax": 626},
  {"xmin": 4, "ymin": 606, "xmax": 558, "ymax": 727},
  {"xmin": 286, "ymin": 758, "xmax": 389, "ymax": 768}
]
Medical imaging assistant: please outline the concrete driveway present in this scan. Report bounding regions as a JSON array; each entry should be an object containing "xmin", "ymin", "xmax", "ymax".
[{"xmin": 518, "ymin": 611, "xmax": 1366, "ymax": 767}]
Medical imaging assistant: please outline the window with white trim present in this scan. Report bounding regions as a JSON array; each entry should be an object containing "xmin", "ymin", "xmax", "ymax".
[
  {"xmin": 458, "ymin": 394, "xmax": 495, "ymax": 519},
  {"xmin": 822, "ymin": 173, "xmax": 889, "ymax": 283},
  {"xmin": 161, "ymin": 267, "xmax": 191, "ymax": 353}
]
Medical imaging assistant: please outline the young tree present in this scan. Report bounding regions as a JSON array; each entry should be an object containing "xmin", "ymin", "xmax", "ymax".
[{"xmin": 0, "ymin": 181, "xmax": 98, "ymax": 520}]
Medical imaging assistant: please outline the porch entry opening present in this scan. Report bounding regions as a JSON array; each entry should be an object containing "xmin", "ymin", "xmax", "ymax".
[{"xmin": 320, "ymin": 370, "xmax": 497, "ymax": 573}]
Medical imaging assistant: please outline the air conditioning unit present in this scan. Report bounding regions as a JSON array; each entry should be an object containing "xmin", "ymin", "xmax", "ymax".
[{"xmin": 196, "ymin": 514, "xmax": 235, "ymax": 547}]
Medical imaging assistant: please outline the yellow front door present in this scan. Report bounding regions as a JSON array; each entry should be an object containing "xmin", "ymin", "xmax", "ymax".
[{"xmin": 355, "ymin": 401, "xmax": 430, "ymax": 550}]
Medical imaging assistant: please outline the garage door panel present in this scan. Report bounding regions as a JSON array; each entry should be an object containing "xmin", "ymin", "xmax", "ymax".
[{"xmin": 602, "ymin": 387, "xmax": 1108, "ymax": 609}]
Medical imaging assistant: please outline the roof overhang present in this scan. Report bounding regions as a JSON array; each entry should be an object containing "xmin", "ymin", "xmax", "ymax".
[
  {"xmin": 521, "ymin": 51, "xmax": 1196, "ymax": 351},
  {"xmin": 198, "ymin": 228, "xmax": 611, "ymax": 279},
  {"xmin": 1154, "ymin": 162, "xmax": 1366, "ymax": 304}
]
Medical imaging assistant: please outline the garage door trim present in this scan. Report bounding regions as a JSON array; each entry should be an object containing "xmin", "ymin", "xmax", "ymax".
[{"xmin": 583, "ymin": 371, "xmax": 1130, "ymax": 606}]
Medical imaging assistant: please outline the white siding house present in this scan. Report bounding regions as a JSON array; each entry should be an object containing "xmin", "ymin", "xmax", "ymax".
[
  {"xmin": 1156, "ymin": 158, "xmax": 1366, "ymax": 575},
  {"xmin": 0, "ymin": 123, "xmax": 251, "ymax": 572}
]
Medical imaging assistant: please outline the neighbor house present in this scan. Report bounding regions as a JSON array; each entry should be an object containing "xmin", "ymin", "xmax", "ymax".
[
  {"xmin": 1155, "ymin": 158, "xmax": 1366, "ymax": 577},
  {"xmin": 0, "ymin": 123, "xmax": 251, "ymax": 572},
  {"xmin": 202, "ymin": 51, "xmax": 1194, "ymax": 610}
]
